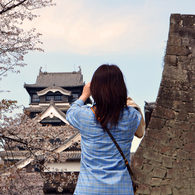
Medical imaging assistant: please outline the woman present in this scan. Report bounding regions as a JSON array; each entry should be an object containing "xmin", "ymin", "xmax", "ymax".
[{"xmin": 66, "ymin": 64, "xmax": 145, "ymax": 195}]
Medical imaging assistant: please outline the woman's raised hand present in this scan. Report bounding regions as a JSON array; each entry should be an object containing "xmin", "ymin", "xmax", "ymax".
[{"xmin": 79, "ymin": 82, "xmax": 91, "ymax": 102}]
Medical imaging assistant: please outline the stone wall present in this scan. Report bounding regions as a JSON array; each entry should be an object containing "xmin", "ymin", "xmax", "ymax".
[{"xmin": 131, "ymin": 14, "xmax": 195, "ymax": 195}]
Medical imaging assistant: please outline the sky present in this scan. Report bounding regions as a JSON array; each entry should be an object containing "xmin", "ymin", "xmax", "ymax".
[{"xmin": 1, "ymin": 0, "xmax": 195, "ymax": 152}]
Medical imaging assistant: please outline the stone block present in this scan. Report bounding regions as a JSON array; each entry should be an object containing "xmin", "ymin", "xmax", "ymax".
[
  {"xmin": 185, "ymin": 102, "xmax": 194, "ymax": 113},
  {"xmin": 181, "ymin": 122, "xmax": 191, "ymax": 131},
  {"xmin": 153, "ymin": 142, "xmax": 164, "ymax": 153},
  {"xmin": 185, "ymin": 160, "xmax": 195, "ymax": 170},
  {"xmin": 161, "ymin": 179, "xmax": 172, "ymax": 185},
  {"xmin": 183, "ymin": 177, "xmax": 193, "ymax": 188},
  {"xmin": 190, "ymin": 124, "xmax": 195, "ymax": 131},
  {"xmin": 181, "ymin": 14, "xmax": 195, "ymax": 18},
  {"xmin": 180, "ymin": 169, "xmax": 192, "ymax": 178},
  {"xmin": 133, "ymin": 146, "xmax": 144, "ymax": 157},
  {"xmin": 150, "ymin": 187, "xmax": 160, "ymax": 195},
  {"xmin": 165, "ymin": 55, "xmax": 177, "ymax": 66},
  {"xmin": 150, "ymin": 167, "xmax": 167, "ymax": 178},
  {"xmin": 158, "ymin": 86, "xmax": 174, "ymax": 100},
  {"xmin": 131, "ymin": 155, "xmax": 144, "ymax": 169},
  {"xmin": 170, "ymin": 14, "xmax": 181, "ymax": 25},
  {"xmin": 190, "ymin": 38, "xmax": 195, "ymax": 46},
  {"xmin": 187, "ymin": 28, "xmax": 195, "ymax": 39},
  {"xmin": 183, "ymin": 143, "xmax": 195, "ymax": 152},
  {"xmin": 160, "ymin": 77, "xmax": 177, "ymax": 88},
  {"xmin": 182, "ymin": 38, "xmax": 190, "ymax": 46},
  {"xmin": 179, "ymin": 131, "xmax": 187, "ymax": 140},
  {"xmin": 167, "ymin": 36, "xmax": 181, "ymax": 46},
  {"xmin": 143, "ymin": 158, "xmax": 151, "ymax": 164},
  {"xmin": 168, "ymin": 138, "xmax": 183, "ymax": 148},
  {"xmin": 186, "ymin": 69, "xmax": 195, "ymax": 83},
  {"xmin": 178, "ymin": 56, "xmax": 191, "ymax": 70},
  {"xmin": 167, "ymin": 127, "xmax": 182, "ymax": 139},
  {"xmin": 166, "ymin": 120, "xmax": 181, "ymax": 129},
  {"xmin": 140, "ymin": 136, "xmax": 156, "ymax": 148},
  {"xmin": 173, "ymin": 178, "xmax": 184, "ymax": 188},
  {"xmin": 172, "ymin": 159, "xmax": 184, "ymax": 169},
  {"xmin": 190, "ymin": 178, "xmax": 195, "ymax": 188},
  {"xmin": 184, "ymin": 131, "xmax": 195, "ymax": 143},
  {"xmin": 137, "ymin": 184, "xmax": 151, "ymax": 194},
  {"xmin": 183, "ymin": 17, "xmax": 194, "ymax": 27},
  {"xmin": 190, "ymin": 38, "xmax": 195, "ymax": 57},
  {"xmin": 162, "ymin": 156, "xmax": 173, "ymax": 168},
  {"xmin": 156, "ymin": 98, "xmax": 173, "ymax": 109},
  {"xmin": 152, "ymin": 106, "xmax": 176, "ymax": 120},
  {"xmin": 181, "ymin": 91, "xmax": 193, "ymax": 102},
  {"xmin": 172, "ymin": 187, "xmax": 181, "ymax": 195},
  {"xmin": 176, "ymin": 29, "xmax": 189, "ymax": 38},
  {"xmin": 142, "ymin": 164, "xmax": 153, "ymax": 173},
  {"xmin": 161, "ymin": 146, "xmax": 175, "ymax": 156},
  {"xmin": 173, "ymin": 100, "xmax": 183, "ymax": 111},
  {"xmin": 160, "ymin": 184, "xmax": 172, "ymax": 194},
  {"xmin": 177, "ymin": 110, "xmax": 188, "ymax": 121},
  {"xmin": 142, "ymin": 149, "xmax": 163, "ymax": 163},
  {"xmin": 189, "ymin": 159, "xmax": 195, "ymax": 169},
  {"xmin": 148, "ymin": 117, "xmax": 165, "ymax": 130},
  {"xmin": 134, "ymin": 169, "xmax": 151, "ymax": 184},
  {"xmin": 189, "ymin": 57, "xmax": 195, "ymax": 66},
  {"xmin": 179, "ymin": 188, "xmax": 194, "ymax": 194},
  {"xmin": 142, "ymin": 174, "xmax": 152, "ymax": 185},
  {"xmin": 190, "ymin": 151, "xmax": 195, "ymax": 159},
  {"xmin": 148, "ymin": 130, "xmax": 169, "ymax": 145},
  {"xmin": 167, "ymin": 168, "xmax": 178, "ymax": 178},
  {"xmin": 149, "ymin": 160, "xmax": 162, "ymax": 167},
  {"xmin": 150, "ymin": 178, "xmax": 162, "ymax": 186},
  {"xmin": 164, "ymin": 65, "xmax": 187, "ymax": 81},
  {"xmin": 189, "ymin": 114, "xmax": 195, "ymax": 122},
  {"xmin": 173, "ymin": 90, "xmax": 182, "ymax": 101},
  {"xmin": 177, "ymin": 149, "xmax": 190, "ymax": 159},
  {"xmin": 166, "ymin": 46, "xmax": 192, "ymax": 56}
]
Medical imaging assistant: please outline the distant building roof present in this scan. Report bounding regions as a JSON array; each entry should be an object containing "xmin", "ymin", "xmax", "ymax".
[{"xmin": 24, "ymin": 68, "xmax": 84, "ymax": 88}]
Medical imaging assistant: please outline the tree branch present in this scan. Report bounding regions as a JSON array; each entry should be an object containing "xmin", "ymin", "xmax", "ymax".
[
  {"xmin": 0, "ymin": 0, "xmax": 27, "ymax": 15},
  {"xmin": 1, "ymin": 134, "xmax": 28, "ymax": 145}
]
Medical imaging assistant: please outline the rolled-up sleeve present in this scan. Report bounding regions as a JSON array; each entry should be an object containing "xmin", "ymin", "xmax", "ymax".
[{"xmin": 66, "ymin": 99, "xmax": 84, "ymax": 129}]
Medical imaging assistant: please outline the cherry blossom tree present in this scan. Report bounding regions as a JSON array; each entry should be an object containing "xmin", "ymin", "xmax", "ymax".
[
  {"xmin": 0, "ymin": 1, "xmax": 79, "ymax": 194},
  {"xmin": 0, "ymin": 0, "xmax": 55, "ymax": 78},
  {"xmin": 0, "ymin": 113, "xmax": 79, "ymax": 194}
]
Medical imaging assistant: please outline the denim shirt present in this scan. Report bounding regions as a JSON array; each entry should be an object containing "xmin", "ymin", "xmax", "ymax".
[{"xmin": 66, "ymin": 99, "xmax": 141, "ymax": 195}]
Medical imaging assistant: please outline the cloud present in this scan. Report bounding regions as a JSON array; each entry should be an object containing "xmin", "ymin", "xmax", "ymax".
[{"xmin": 23, "ymin": 0, "xmax": 168, "ymax": 55}]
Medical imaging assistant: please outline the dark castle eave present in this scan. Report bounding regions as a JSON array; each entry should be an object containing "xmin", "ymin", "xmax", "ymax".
[{"xmin": 24, "ymin": 84, "xmax": 85, "ymax": 88}]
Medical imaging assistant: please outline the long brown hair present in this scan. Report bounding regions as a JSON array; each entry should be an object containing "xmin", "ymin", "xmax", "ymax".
[{"xmin": 90, "ymin": 64, "xmax": 127, "ymax": 130}]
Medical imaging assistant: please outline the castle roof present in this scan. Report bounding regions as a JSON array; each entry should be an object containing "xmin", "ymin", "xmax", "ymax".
[{"xmin": 24, "ymin": 69, "xmax": 84, "ymax": 88}]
